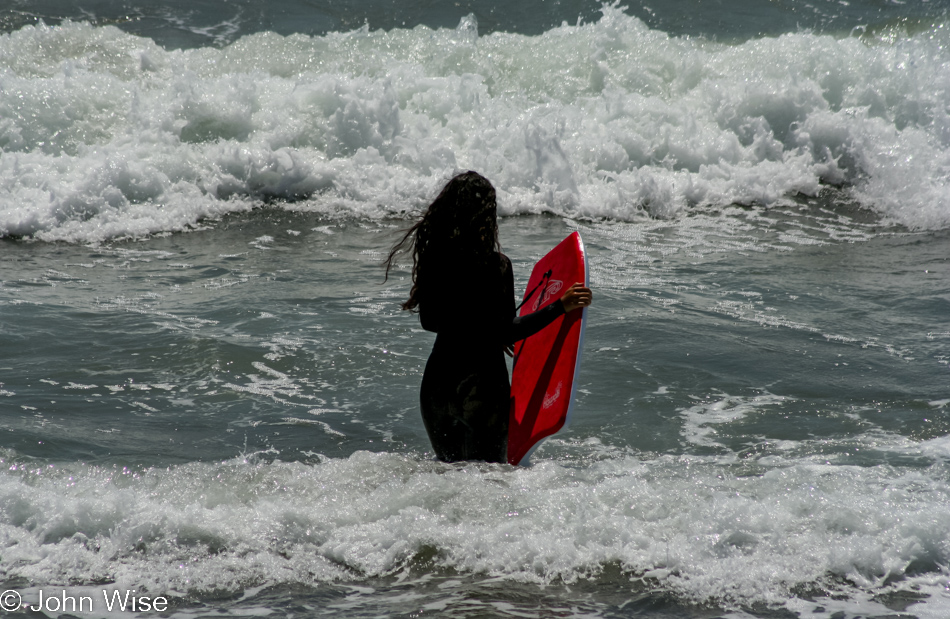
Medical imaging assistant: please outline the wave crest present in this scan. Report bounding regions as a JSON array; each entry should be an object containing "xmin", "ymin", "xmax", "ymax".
[{"xmin": 2, "ymin": 8, "xmax": 949, "ymax": 242}]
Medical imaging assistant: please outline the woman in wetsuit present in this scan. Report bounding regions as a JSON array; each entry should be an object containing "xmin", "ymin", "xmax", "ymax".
[{"xmin": 384, "ymin": 171, "xmax": 592, "ymax": 463}]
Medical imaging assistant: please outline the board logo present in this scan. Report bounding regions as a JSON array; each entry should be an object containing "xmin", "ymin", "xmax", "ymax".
[
  {"xmin": 533, "ymin": 280, "xmax": 563, "ymax": 310},
  {"xmin": 542, "ymin": 381, "xmax": 562, "ymax": 409}
]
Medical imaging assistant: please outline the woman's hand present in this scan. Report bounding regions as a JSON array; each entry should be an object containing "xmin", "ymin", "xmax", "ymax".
[{"xmin": 560, "ymin": 283, "xmax": 592, "ymax": 313}]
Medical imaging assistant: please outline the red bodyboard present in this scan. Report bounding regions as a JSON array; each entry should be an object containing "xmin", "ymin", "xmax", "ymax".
[{"xmin": 508, "ymin": 231, "xmax": 588, "ymax": 465}]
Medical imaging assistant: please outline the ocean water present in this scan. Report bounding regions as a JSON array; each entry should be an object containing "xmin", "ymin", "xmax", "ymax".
[{"xmin": 2, "ymin": 1, "xmax": 950, "ymax": 618}]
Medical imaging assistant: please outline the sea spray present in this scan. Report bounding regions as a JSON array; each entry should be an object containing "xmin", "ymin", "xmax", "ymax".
[
  {"xmin": 0, "ymin": 448, "xmax": 948, "ymax": 608},
  {"xmin": 2, "ymin": 7, "xmax": 950, "ymax": 242}
]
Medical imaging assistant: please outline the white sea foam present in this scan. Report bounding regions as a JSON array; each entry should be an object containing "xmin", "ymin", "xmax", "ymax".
[
  {"xmin": 1, "ymin": 7, "xmax": 949, "ymax": 242},
  {"xmin": 0, "ymin": 446, "xmax": 948, "ymax": 616},
  {"xmin": 678, "ymin": 392, "xmax": 790, "ymax": 447}
]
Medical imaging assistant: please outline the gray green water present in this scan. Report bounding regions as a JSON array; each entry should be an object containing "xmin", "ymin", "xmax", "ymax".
[{"xmin": 6, "ymin": 202, "xmax": 948, "ymax": 465}]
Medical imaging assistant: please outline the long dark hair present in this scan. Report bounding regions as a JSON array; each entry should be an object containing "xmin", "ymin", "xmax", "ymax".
[{"xmin": 383, "ymin": 171, "xmax": 500, "ymax": 311}]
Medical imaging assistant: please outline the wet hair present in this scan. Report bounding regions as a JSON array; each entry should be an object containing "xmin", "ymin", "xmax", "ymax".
[{"xmin": 383, "ymin": 171, "xmax": 500, "ymax": 311}]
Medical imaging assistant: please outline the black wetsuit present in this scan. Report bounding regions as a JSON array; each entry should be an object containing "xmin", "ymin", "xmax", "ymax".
[{"xmin": 419, "ymin": 252, "xmax": 564, "ymax": 463}]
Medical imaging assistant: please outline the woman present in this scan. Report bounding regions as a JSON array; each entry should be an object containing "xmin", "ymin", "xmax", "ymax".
[{"xmin": 384, "ymin": 171, "xmax": 592, "ymax": 463}]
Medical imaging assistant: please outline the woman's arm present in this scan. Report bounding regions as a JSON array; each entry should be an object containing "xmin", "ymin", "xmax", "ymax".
[
  {"xmin": 507, "ymin": 282, "xmax": 592, "ymax": 342},
  {"xmin": 420, "ymin": 254, "xmax": 592, "ymax": 342}
]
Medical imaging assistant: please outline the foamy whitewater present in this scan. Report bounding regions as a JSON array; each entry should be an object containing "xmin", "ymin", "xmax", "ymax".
[
  {"xmin": 2, "ymin": 1, "xmax": 950, "ymax": 618},
  {"xmin": 2, "ymin": 4, "xmax": 950, "ymax": 242}
]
